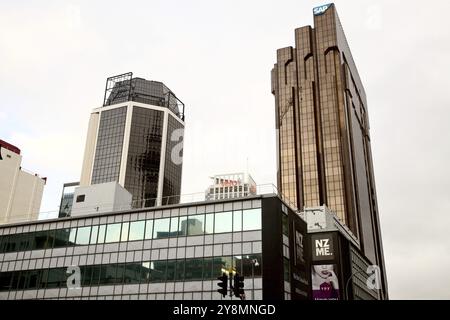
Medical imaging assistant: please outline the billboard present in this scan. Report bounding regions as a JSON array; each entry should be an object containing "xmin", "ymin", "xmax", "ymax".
[
  {"xmin": 311, "ymin": 233, "xmax": 335, "ymax": 262},
  {"xmin": 311, "ymin": 264, "xmax": 340, "ymax": 300}
]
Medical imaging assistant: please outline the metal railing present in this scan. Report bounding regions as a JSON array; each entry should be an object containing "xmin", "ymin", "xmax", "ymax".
[{"xmin": 28, "ymin": 184, "xmax": 299, "ymax": 222}]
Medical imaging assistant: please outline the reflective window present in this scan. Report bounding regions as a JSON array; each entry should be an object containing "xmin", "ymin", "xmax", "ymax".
[
  {"xmin": 282, "ymin": 214, "xmax": 289, "ymax": 236},
  {"xmin": 203, "ymin": 258, "xmax": 213, "ymax": 279},
  {"xmin": 233, "ymin": 256, "xmax": 243, "ymax": 275},
  {"xmin": 99, "ymin": 264, "xmax": 117, "ymax": 285},
  {"xmin": 98, "ymin": 225, "xmax": 106, "ymax": 244},
  {"xmin": 121, "ymin": 222, "xmax": 129, "ymax": 242},
  {"xmin": 123, "ymin": 263, "xmax": 143, "ymax": 284},
  {"xmin": 233, "ymin": 210, "xmax": 242, "ymax": 232},
  {"xmin": 115, "ymin": 264, "xmax": 125, "ymax": 284},
  {"xmin": 242, "ymin": 208, "xmax": 262, "ymax": 231},
  {"xmin": 105, "ymin": 223, "xmax": 122, "ymax": 243},
  {"xmin": 214, "ymin": 211, "xmax": 232, "ymax": 233},
  {"xmin": 205, "ymin": 214, "xmax": 214, "ymax": 234},
  {"xmin": 69, "ymin": 229, "xmax": 77, "ymax": 246},
  {"xmin": 213, "ymin": 256, "xmax": 232, "ymax": 277},
  {"xmin": 54, "ymin": 229, "xmax": 70, "ymax": 248},
  {"xmin": 141, "ymin": 262, "xmax": 150, "ymax": 283},
  {"xmin": 151, "ymin": 261, "xmax": 166, "ymax": 282},
  {"xmin": 188, "ymin": 214, "xmax": 205, "ymax": 236},
  {"xmin": 185, "ymin": 259, "xmax": 203, "ymax": 280},
  {"xmin": 170, "ymin": 217, "xmax": 179, "ymax": 236},
  {"xmin": 145, "ymin": 220, "xmax": 154, "ymax": 239},
  {"xmin": 243, "ymin": 254, "xmax": 262, "ymax": 277},
  {"xmin": 90, "ymin": 226, "xmax": 98, "ymax": 244},
  {"xmin": 129, "ymin": 221, "xmax": 145, "ymax": 241},
  {"xmin": 75, "ymin": 227, "xmax": 91, "ymax": 245},
  {"xmin": 82, "ymin": 266, "xmax": 93, "ymax": 286},
  {"xmin": 178, "ymin": 216, "xmax": 188, "ymax": 236},
  {"xmin": 91, "ymin": 265, "xmax": 101, "ymax": 286},
  {"xmin": 166, "ymin": 260, "xmax": 175, "ymax": 281},
  {"xmin": 283, "ymin": 258, "xmax": 290, "ymax": 282},
  {"xmin": 153, "ymin": 218, "xmax": 170, "ymax": 239},
  {"xmin": 175, "ymin": 260, "xmax": 184, "ymax": 281}
]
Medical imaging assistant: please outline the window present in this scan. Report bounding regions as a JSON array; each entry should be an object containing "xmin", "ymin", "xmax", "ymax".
[
  {"xmin": 145, "ymin": 220, "xmax": 154, "ymax": 239},
  {"xmin": 105, "ymin": 223, "xmax": 122, "ymax": 243},
  {"xmin": 282, "ymin": 214, "xmax": 289, "ymax": 236},
  {"xmin": 76, "ymin": 195, "xmax": 85, "ymax": 203},
  {"xmin": 129, "ymin": 221, "xmax": 145, "ymax": 241},
  {"xmin": 233, "ymin": 211, "xmax": 242, "ymax": 232},
  {"xmin": 121, "ymin": 222, "xmax": 129, "ymax": 242},
  {"xmin": 213, "ymin": 257, "xmax": 232, "ymax": 277},
  {"xmin": 170, "ymin": 217, "xmax": 179, "ymax": 236},
  {"xmin": 178, "ymin": 216, "xmax": 188, "ymax": 236},
  {"xmin": 153, "ymin": 218, "xmax": 170, "ymax": 239},
  {"xmin": 151, "ymin": 261, "xmax": 166, "ymax": 282},
  {"xmin": 166, "ymin": 260, "xmax": 175, "ymax": 281},
  {"xmin": 188, "ymin": 214, "xmax": 205, "ymax": 236},
  {"xmin": 174, "ymin": 260, "xmax": 185, "ymax": 281},
  {"xmin": 54, "ymin": 229, "xmax": 70, "ymax": 248},
  {"xmin": 205, "ymin": 214, "xmax": 214, "ymax": 234},
  {"xmin": 243, "ymin": 254, "xmax": 262, "ymax": 277},
  {"xmin": 242, "ymin": 208, "xmax": 262, "ymax": 231},
  {"xmin": 203, "ymin": 258, "xmax": 213, "ymax": 279},
  {"xmin": 185, "ymin": 259, "xmax": 203, "ymax": 280},
  {"xmin": 90, "ymin": 226, "xmax": 99, "ymax": 244},
  {"xmin": 283, "ymin": 258, "xmax": 290, "ymax": 282},
  {"xmin": 68, "ymin": 229, "xmax": 77, "ymax": 246},
  {"xmin": 214, "ymin": 211, "xmax": 232, "ymax": 233},
  {"xmin": 75, "ymin": 227, "xmax": 91, "ymax": 245},
  {"xmin": 100, "ymin": 264, "xmax": 117, "ymax": 285}
]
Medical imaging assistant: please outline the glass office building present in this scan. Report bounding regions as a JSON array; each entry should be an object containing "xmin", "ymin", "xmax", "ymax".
[
  {"xmin": 0, "ymin": 195, "xmax": 310, "ymax": 300},
  {"xmin": 79, "ymin": 73, "xmax": 185, "ymax": 208},
  {"xmin": 271, "ymin": 3, "xmax": 387, "ymax": 298}
]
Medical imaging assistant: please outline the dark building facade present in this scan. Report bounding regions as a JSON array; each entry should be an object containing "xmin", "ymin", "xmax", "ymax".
[
  {"xmin": 0, "ymin": 195, "xmax": 309, "ymax": 300},
  {"xmin": 271, "ymin": 3, "xmax": 387, "ymax": 297},
  {"xmin": 80, "ymin": 73, "xmax": 185, "ymax": 208}
]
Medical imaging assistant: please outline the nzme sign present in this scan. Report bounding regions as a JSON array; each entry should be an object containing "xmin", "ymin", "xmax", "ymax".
[
  {"xmin": 313, "ymin": 3, "xmax": 332, "ymax": 16},
  {"xmin": 312, "ymin": 234, "xmax": 335, "ymax": 261},
  {"xmin": 315, "ymin": 239, "xmax": 332, "ymax": 257}
]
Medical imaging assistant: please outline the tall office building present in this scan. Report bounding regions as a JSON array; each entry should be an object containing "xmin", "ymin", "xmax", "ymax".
[
  {"xmin": 271, "ymin": 4, "xmax": 387, "ymax": 297},
  {"xmin": 80, "ymin": 73, "xmax": 185, "ymax": 208},
  {"xmin": 0, "ymin": 139, "xmax": 46, "ymax": 224}
]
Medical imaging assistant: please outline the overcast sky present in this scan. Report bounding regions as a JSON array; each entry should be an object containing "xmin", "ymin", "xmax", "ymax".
[{"xmin": 1, "ymin": 0, "xmax": 449, "ymax": 300}]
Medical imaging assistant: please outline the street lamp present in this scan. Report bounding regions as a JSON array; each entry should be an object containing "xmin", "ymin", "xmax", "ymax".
[{"xmin": 345, "ymin": 269, "xmax": 367, "ymax": 300}]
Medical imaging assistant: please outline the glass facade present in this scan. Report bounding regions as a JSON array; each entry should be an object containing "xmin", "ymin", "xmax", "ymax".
[
  {"xmin": 162, "ymin": 114, "xmax": 183, "ymax": 205},
  {"xmin": 0, "ymin": 198, "xmax": 266, "ymax": 300},
  {"xmin": 0, "ymin": 254, "xmax": 262, "ymax": 292},
  {"xmin": 271, "ymin": 4, "xmax": 386, "ymax": 281},
  {"xmin": 91, "ymin": 107, "xmax": 127, "ymax": 185},
  {"xmin": 0, "ymin": 208, "xmax": 262, "ymax": 254},
  {"xmin": 124, "ymin": 107, "xmax": 164, "ymax": 208}
]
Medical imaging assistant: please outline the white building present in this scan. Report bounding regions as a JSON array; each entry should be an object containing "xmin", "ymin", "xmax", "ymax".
[
  {"xmin": 0, "ymin": 140, "xmax": 46, "ymax": 225},
  {"xmin": 71, "ymin": 182, "xmax": 132, "ymax": 217},
  {"xmin": 205, "ymin": 173, "xmax": 256, "ymax": 201}
]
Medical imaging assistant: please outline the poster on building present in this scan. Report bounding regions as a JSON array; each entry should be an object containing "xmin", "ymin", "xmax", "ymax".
[
  {"xmin": 311, "ymin": 264, "xmax": 340, "ymax": 300},
  {"xmin": 294, "ymin": 229, "xmax": 305, "ymax": 266}
]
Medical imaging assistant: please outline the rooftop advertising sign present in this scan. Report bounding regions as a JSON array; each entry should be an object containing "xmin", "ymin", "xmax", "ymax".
[{"xmin": 313, "ymin": 3, "xmax": 333, "ymax": 16}]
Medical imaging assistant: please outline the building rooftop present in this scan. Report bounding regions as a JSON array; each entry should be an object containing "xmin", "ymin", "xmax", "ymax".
[
  {"xmin": 0, "ymin": 139, "xmax": 21, "ymax": 155},
  {"xmin": 102, "ymin": 72, "xmax": 185, "ymax": 121}
]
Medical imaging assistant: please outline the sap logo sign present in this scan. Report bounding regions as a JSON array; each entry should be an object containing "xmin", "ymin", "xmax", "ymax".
[
  {"xmin": 315, "ymin": 239, "xmax": 332, "ymax": 257},
  {"xmin": 313, "ymin": 4, "xmax": 332, "ymax": 16}
]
